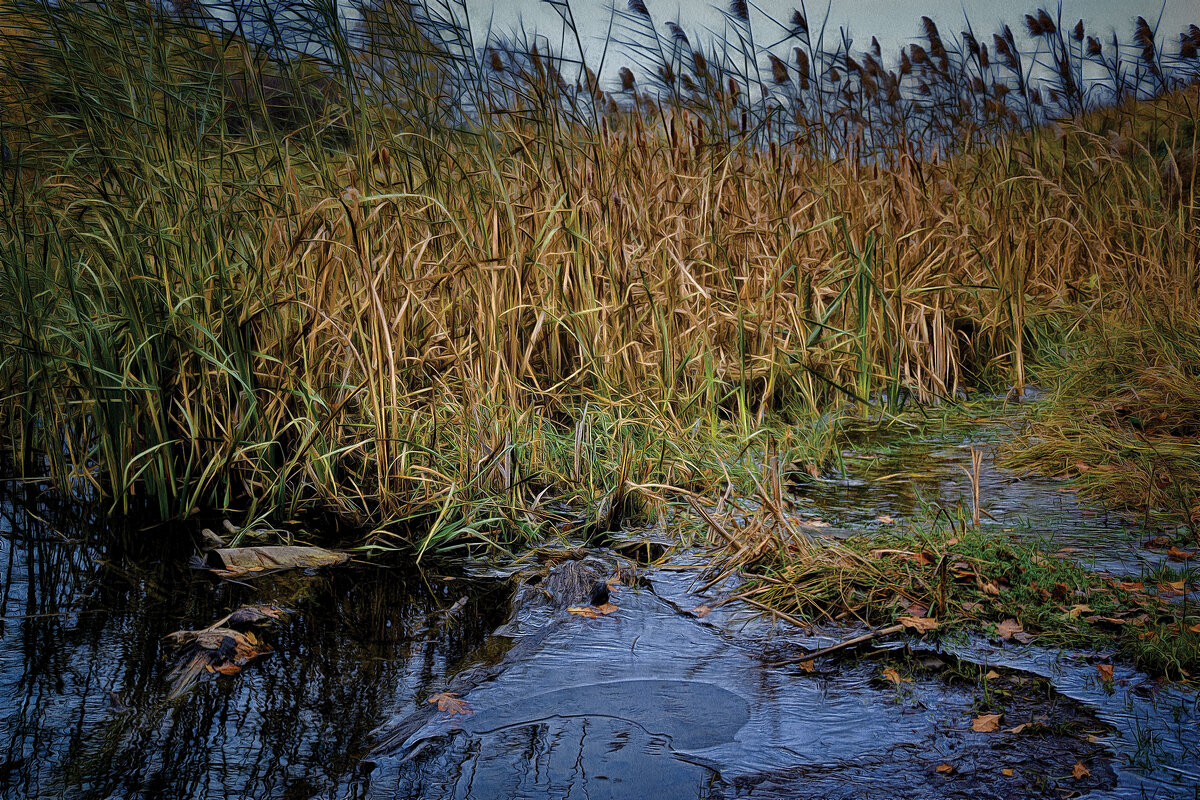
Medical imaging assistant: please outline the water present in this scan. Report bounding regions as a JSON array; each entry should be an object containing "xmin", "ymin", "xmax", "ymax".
[
  {"xmin": 0, "ymin": 485, "xmax": 509, "ymax": 800},
  {"xmin": 2, "ymin": 407, "xmax": 1197, "ymax": 799}
]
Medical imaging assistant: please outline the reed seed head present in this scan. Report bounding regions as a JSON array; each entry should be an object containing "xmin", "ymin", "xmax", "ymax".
[{"xmin": 769, "ymin": 54, "xmax": 789, "ymax": 85}]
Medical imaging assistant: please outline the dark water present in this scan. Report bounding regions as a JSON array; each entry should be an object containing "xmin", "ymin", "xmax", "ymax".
[
  {"xmin": 0, "ymin": 484, "xmax": 509, "ymax": 800},
  {"xmin": 2, "ymin": 406, "xmax": 1198, "ymax": 800}
]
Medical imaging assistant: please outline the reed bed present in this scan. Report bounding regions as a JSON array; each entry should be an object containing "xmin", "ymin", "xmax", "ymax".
[{"xmin": 0, "ymin": 0, "xmax": 1197, "ymax": 553}]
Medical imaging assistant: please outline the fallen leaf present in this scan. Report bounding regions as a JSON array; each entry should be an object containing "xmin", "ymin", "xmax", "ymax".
[
  {"xmin": 1007, "ymin": 722, "xmax": 1035, "ymax": 733},
  {"xmin": 568, "ymin": 602, "xmax": 618, "ymax": 618},
  {"xmin": 882, "ymin": 668, "xmax": 909, "ymax": 685},
  {"xmin": 996, "ymin": 619, "xmax": 1024, "ymax": 640},
  {"xmin": 1168, "ymin": 546, "xmax": 1194, "ymax": 561},
  {"xmin": 935, "ymin": 763, "xmax": 956, "ymax": 775},
  {"xmin": 1003, "ymin": 768, "xmax": 1015, "ymax": 777},
  {"xmin": 1073, "ymin": 761, "xmax": 1091, "ymax": 780},
  {"xmin": 1096, "ymin": 664, "xmax": 1114, "ymax": 683},
  {"xmin": 905, "ymin": 602, "xmax": 929, "ymax": 617},
  {"xmin": 205, "ymin": 545, "xmax": 349, "ymax": 578},
  {"xmin": 428, "ymin": 692, "xmax": 473, "ymax": 716},
  {"xmin": 795, "ymin": 658, "xmax": 816, "ymax": 673},
  {"xmin": 899, "ymin": 615, "xmax": 938, "ymax": 633},
  {"xmin": 1118, "ymin": 581, "xmax": 1145, "ymax": 591},
  {"xmin": 567, "ymin": 606, "xmax": 600, "ymax": 619},
  {"xmin": 972, "ymin": 713, "xmax": 1002, "ymax": 732},
  {"xmin": 875, "ymin": 515, "xmax": 895, "ymax": 524},
  {"xmin": 980, "ymin": 580, "xmax": 1002, "ymax": 597},
  {"xmin": 1188, "ymin": 623, "xmax": 1200, "ymax": 634},
  {"xmin": 691, "ymin": 604, "xmax": 711, "ymax": 618},
  {"xmin": 984, "ymin": 670, "xmax": 1001, "ymax": 680},
  {"xmin": 213, "ymin": 663, "xmax": 242, "ymax": 676},
  {"xmin": 1067, "ymin": 604, "xmax": 1094, "ymax": 618}
]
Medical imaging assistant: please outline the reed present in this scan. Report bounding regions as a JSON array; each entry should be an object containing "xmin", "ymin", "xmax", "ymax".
[{"xmin": 0, "ymin": 0, "xmax": 1197, "ymax": 553}]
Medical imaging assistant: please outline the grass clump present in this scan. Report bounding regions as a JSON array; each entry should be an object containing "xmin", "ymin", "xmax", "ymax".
[
  {"xmin": 1005, "ymin": 309, "xmax": 1200, "ymax": 531},
  {"xmin": 700, "ymin": 499, "xmax": 1200, "ymax": 678}
]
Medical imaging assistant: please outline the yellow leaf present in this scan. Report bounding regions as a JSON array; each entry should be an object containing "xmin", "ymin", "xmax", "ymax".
[
  {"xmin": 1067, "ymin": 604, "xmax": 1093, "ymax": 619},
  {"xmin": 972, "ymin": 713, "xmax": 1002, "ymax": 732},
  {"xmin": 1003, "ymin": 768, "xmax": 1014, "ymax": 777},
  {"xmin": 567, "ymin": 606, "xmax": 600, "ymax": 619},
  {"xmin": 984, "ymin": 670, "xmax": 1001, "ymax": 680}
]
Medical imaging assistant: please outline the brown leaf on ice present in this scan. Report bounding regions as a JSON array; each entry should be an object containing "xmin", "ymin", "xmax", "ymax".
[
  {"xmin": 213, "ymin": 663, "xmax": 242, "ymax": 676},
  {"xmin": 971, "ymin": 713, "xmax": 1002, "ymax": 732},
  {"xmin": 1003, "ymin": 768, "xmax": 1015, "ymax": 777},
  {"xmin": 1167, "ymin": 546, "xmax": 1194, "ymax": 561},
  {"xmin": 428, "ymin": 692, "xmax": 473, "ymax": 716},
  {"xmin": 795, "ymin": 658, "xmax": 816, "ymax": 673},
  {"xmin": 1072, "ymin": 761, "xmax": 1091, "ymax": 780},
  {"xmin": 567, "ymin": 602, "xmax": 618, "ymax": 619},
  {"xmin": 935, "ymin": 763, "xmax": 956, "ymax": 774},
  {"xmin": 899, "ymin": 615, "xmax": 938, "ymax": 632},
  {"xmin": 1096, "ymin": 664, "xmax": 1114, "ymax": 683},
  {"xmin": 691, "ymin": 605, "xmax": 712, "ymax": 618},
  {"xmin": 881, "ymin": 668, "xmax": 909, "ymax": 685}
]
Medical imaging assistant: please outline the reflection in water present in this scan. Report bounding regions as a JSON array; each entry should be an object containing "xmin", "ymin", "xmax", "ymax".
[{"xmin": 0, "ymin": 482, "xmax": 508, "ymax": 800}]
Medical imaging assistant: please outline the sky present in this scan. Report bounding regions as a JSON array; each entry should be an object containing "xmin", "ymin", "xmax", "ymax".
[{"xmin": 457, "ymin": 0, "xmax": 1199, "ymax": 76}]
